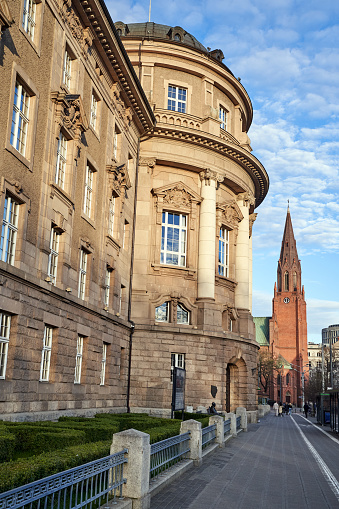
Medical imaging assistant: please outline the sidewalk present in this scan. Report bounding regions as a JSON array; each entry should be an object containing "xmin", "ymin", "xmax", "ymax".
[{"xmin": 150, "ymin": 411, "xmax": 339, "ymax": 509}]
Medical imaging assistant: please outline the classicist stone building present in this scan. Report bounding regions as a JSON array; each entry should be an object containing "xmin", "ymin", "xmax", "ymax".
[
  {"xmin": 0, "ymin": 0, "xmax": 268, "ymax": 420},
  {"xmin": 116, "ymin": 22, "xmax": 268, "ymax": 414}
]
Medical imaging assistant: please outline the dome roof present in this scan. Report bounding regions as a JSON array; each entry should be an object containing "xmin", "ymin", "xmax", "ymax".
[{"xmin": 115, "ymin": 22, "xmax": 209, "ymax": 54}]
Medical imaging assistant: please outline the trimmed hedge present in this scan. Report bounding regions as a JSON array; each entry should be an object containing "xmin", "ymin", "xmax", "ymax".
[{"xmin": 0, "ymin": 427, "xmax": 16, "ymax": 462}]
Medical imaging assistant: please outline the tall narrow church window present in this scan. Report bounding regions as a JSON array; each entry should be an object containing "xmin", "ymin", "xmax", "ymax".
[
  {"xmin": 284, "ymin": 271, "xmax": 289, "ymax": 291},
  {"xmin": 278, "ymin": 271, "xmax": 282, "ymax": 292},
  {"xmin": 293, "ymin": 272, "xmax": 297, "ymax": 291}
]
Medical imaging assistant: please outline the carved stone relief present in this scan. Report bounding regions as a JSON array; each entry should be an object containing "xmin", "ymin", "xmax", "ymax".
[{"xmin": 152, "ymin": 182, "xmax": 202, "ymax": 229}]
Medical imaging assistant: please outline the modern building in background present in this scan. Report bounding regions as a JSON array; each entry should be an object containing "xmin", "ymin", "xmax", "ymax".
[
  {"xmin": 255, "ymin": 207, "xmax": 308, "ymax": 406},
  {"xmin": 322, "ymin": 325, "xmax": 339, "ymax": 346},
  {"xmin": 0, "ymin": 0, "xmax": 268, "ymax": 420}
]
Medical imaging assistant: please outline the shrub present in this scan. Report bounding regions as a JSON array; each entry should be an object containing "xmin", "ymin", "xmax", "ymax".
[{"xmin": 0, "ymin": 428, "xmax": 16, "ymax": 462}]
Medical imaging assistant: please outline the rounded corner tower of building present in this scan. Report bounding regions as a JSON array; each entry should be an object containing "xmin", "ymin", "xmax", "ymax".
[{"xmin": 116, "ymin": 20, "xmax": 269, "ymax": 414}]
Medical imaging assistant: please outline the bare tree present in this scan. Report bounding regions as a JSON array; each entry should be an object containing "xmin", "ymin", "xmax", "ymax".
[{"xmin": 258, "ymin": 350, "xmax": 282, "ymax": 393}]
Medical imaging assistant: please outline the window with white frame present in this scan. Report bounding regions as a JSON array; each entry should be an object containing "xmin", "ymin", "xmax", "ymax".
[
  {"xmin": 84, "ymin": 165, "xmax": 94, "ymax": 217},
  {"xmin": 22, "ymin": 0, "xmax": 36, "ymax": 41},
  {"xmin": 47, "ymin": 226, "xmax": 60, "ymax": 285},
  {"xmin": 177, "ymin": 303, "xmax": 189, "ymax": 324},
  {"xmin": 62, "ymin": 50, "xmax": 72, "ymax": 90},
  {"xmin": 74, "ymin": 335, "xmax": 83, "ymax": 384},
  {"xmin": 218, "ymin": 227, "xmax": 229, "ymax": 277},
  {"xmin": 90, "ymin": 93, "xmax": 98, "ymax": 130},
  {"xmin": 161, "ymin": 212, "xmax": 187, "ymax": 267},
  {"xmin": 55, "ymin": 132, "xmax": 67, "ymax": 189},
  {"xmin": 108, "ymin": 195, "xmax": 115, "ymax": 236},
  {"xmin": 0, "ymin": 194, "xmax": 19, "ymax": 265},
  {"xmin": 0, "ymin": 313, "xmax": 11, "ymax": 379},
  {"xmin": 168, "ymin": 85, "xmax": 187, "ymax": 113},
  {"xmin": 11, "ymin": 81, "xmax": 30, "ymax": 157},
  {"xmin": 78, "ymin": 248, "xmax": 88, "ymax": 300},
  {"xmin": 104, "ymin": 268, "xmax": 111, "ymax": 308},
  {"xmin": 113, "ymin": 125, "xmax": 120, "ymax": 160},
  {"xmin": 171, "ymin": 352, "xmax": 185, "ymax": 381},
  {"xmin": 155, "ymin": 302, "xmax": 169, "ymax": 322},
  {"xmin": 100, "ymin": 342, "xmax": 107, "ymax": 385},
  {"xmin": 219, "ymin": 106, "xmax": 227, "ymax": 130},
  {"xmin": 40, "ymin": 326, "xmax": 53, "ymax": 382}
]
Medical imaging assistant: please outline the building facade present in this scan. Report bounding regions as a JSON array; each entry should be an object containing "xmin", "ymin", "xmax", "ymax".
[
  {"xmin": 117, "ymin": 22, "xmax": 269, "ymax": 414},
  {"xmin": 0, "ymin": 0, "xmax": 154, "ymax": 420},
  {"xmin": 0, "ymin": 2, "xmax": 269, "ymax": 421},
  {"xmin": 255, "ymin": 207, "xmax": 308, "ymax": 406}
]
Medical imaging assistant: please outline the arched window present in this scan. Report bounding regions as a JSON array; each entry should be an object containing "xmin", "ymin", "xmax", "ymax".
[
  {"xmin": 284, "ymin": 271, "xmax": 289, "ymax": 291},
  {"xmin": 293, "ymin": 272, "xmax": 297, "ymax": 291},
  {"xmin": 177, "ymin": 303, "xmax": 189, "ymax": 324},
  {"xmin": 278, "ymin": 271, "xmax": 282, "ymax": 292},
  {"xmin": 174, "ymin": 33, "xmax": 181, "ymax": 42},
  {"xmin": 155, "ymin": 302, "xmax": 169, "ymax": 322},
  {"xmin": 117, "ymin": 28, "xmax": 122, "ymax": 36},
  {"xmin": 286, "ymin": 373, "xmax": 290, "ymax": 385}
]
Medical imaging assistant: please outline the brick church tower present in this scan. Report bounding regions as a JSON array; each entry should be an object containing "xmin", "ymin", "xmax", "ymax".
[{"xmin": 269, "ymin": 206, "xmax": 308, "ymax": 406}]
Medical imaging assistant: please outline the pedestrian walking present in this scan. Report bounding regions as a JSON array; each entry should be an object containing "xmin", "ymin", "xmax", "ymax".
[
  {"xmin": 278, "ymin": 402, "xmax": 283, "ymax": 417},
  {"xmin": 304, "ymin": 402, "xmax": 310, "ymax": 419},
  {"xmin": 273, "ymin": 401, "xmax": 279, "ymax": 416}
]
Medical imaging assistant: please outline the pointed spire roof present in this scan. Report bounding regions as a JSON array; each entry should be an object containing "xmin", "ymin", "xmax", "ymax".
[{"xmin": 279, "ymin": 206, "xmax": 299, "ymax": 268}]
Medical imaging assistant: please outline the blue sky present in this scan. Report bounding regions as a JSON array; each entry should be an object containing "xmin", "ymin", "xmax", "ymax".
[{"xmin": 106, "ymin": 0, "xmax": 339, "ymax": 342}]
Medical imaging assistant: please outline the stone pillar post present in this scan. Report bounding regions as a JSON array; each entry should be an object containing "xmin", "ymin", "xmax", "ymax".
[
  {"xmin": 197, "ymin": 169, "xmax": 223, "ymax": 300},
  {"xmin": 235, "ymin": 193, "xmax": 255, "ymax": 312},
  {"xmin": 209, "ymin": 415, "xmax": 224, "ymax": 447},
  {"xmin": 225, "ymin": 412, "xmax": 237, "ymax": 437},
  {"xmin": 236, "ymin": 406, "xmax": 248, "ymax": 432},
  {"xmin": 111, "ymin": 429, "xmax": 150, "ymax": 509},
  {"xmin": 248, "ymin": 213, "xmax": 257, "ymax": 314},
  {"xmin": 180, "ymin": 419, "xmax": 202, "ymax": 466}
]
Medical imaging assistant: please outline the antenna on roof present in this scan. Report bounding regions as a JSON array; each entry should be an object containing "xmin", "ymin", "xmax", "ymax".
[{"xmin": 149, "ymin": 0, "xmax": 151, "ymax": 22}]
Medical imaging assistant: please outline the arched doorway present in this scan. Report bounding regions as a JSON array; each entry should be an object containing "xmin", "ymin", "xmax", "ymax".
[{"xmin": 226, "ymin": 358, "xmax": 247, "ymax": 412}]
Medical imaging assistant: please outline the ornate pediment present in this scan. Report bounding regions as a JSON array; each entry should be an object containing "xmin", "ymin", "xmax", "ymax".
[
  {"xmin": 152, "ymin": 182, "xmax": 202, "ymax": 229},
  {"xmin": 106, "ymin": 163, "xmax": 131, "ymax": 196},
  {"xmin": 59, "ymin": 0, "xmax": 94, "ymax": 57},
  {"xmin": 217, "ymin": 200, "xmax": 243, "ymax": 230},
  {"xmin": 52, "ymin": 92, "xmax": 88, "ymax": 142},
  {"xmin": 0, "ymin": 0, "xmax": 13, "ymax": 36}
]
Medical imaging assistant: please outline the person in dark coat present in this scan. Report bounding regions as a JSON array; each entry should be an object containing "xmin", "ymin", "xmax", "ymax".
[{"xmin": 304, "ymin": 402, "xmax": 310, "ymax": 418}]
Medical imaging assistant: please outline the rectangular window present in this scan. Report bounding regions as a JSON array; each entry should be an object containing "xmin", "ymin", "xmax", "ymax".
[
  {"xmin": 40, "ymin": 326, "xmax": 53, "ymax": 382},
  {"xmin": 171, "ymin": 352, "xmax": 185, "ymax": 381},
  {"xmin": 218, "ymin": 227, "xmax": 229, "ymax": 277},
  {"xmin": 11, "ymin": 81, "xmax": 30, "ymax": 156},
  {"xmin": 168, "ymin": 85, "xmax": 187, "ymax": 113},
  {"xmin": 108, "ymin": 195, "xmax": 115, "ymax": 236},
  {"xmin": 0, "ymin": 313, "xmax": 11, "ymax": 379},
  {"xmin": 219, "ymin": 106, "xmax": 227, "ymax": 130},
  {"xmin": 104, "ymin": 268, "xmax": 111, "ymax": 307},
  {"xmin": 161, "ymin": 212, "xmax": 187, "ymax": 267},
  {"xmin": 47, "ymin": 226, "xmax": 60, "ymax": 285},
  {"xmin": 22, "ymin": 0, "xmax": 36, "ymax": 41},
  {"xmin": 84, "ymin": 165, "xmax": 94, "ymax": 217},
  {"xmin": 0, "ymin": 194, "xmax": 19, "ymax": 265},
  {"xmin": 90, "ymin": 93, "xmax": 98, "ymax": 130},
  {"xmin": 55, "ymin": 132, "xmax": 67, "ymax": 189},
  {"xmin": 74, "ymin": 335, "xmax": 83, "ymax": 384},
  {"xmin": 123, "ymin": 220, "xmax": 129, "ymax": 250},
  {"xmin": 62, "ymin": 50, "xmax": 72, "ymax": 90},
  {"xmin": 78, "ymin": 248, "xmax": 87, "ymax": 300},
  {"xmin": 100, "ymin": 343, "xmax": 107, "ymax": 386},
  {"xmin": 113, "ymin": 125, "xmax": 120, "ymax": 160}
]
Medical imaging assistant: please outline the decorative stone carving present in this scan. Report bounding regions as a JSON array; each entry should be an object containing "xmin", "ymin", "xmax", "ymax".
[
  {"xmin": 249, "ymin": 212, "xmax": 258, "ymax": 238},
  {"xmin": 106, "ymin": 164, "xmax": 131, "ymax": 197},
  {"xmin": 0, "ymin": 0, "xmax": 13, "ymax": 37},
  {"xmin": 51, "ymin": 93, "xmax": 88, "ymax": 150},
  {"xmin": 59, "ymin": 0, "xmax": 93, "ymax": 57},
  {"xmin": 152, "ymin": 182, "xmax": 202, "ymax": 229},
  {"xmin": 237, "ymin": 191, "xmax": 255, "ymax": 207},
  {"xmin": 199, "ymin": 168, "xmax": 224, "ymax": 185},
  {"xmin": 139, "ymin": 158, "xmax": 156, "ymax": 169},
  {"xmin": 217, "ymin": 200, "xmax": 244, "ymax": 246}
]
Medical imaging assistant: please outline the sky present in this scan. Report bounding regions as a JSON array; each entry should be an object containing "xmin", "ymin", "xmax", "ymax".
[{"xmin": 106, "ymin": 0, "xmax": 339, "ymax": 342}]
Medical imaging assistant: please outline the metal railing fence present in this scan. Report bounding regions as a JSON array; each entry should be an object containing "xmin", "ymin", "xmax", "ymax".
[
  {"xmin": 223, "ymin": 418, "xmax": 231, "ymax": 437},
  {"xmin": 150, "ymin": 432, "xmax": 190, "ymax": 479},
  {"xmin": 0, "ymin": 450, "xmax": 128, "ymax": 509},
  {"xmin": 236, "ymin": 416, "xmax": 241, "ymax": 430},
  {"xmin": 201, "ymin": 424, "xmax": 216, "ymax": 449}
]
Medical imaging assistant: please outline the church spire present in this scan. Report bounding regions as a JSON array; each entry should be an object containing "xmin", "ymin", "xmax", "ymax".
[{"xmin": 277, "ymin": 206, "xmax": 301, "ymax": 293}]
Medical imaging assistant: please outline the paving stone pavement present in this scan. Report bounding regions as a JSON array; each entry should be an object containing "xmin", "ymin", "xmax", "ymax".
[{"xmin": 150, "ymin": 412, "xmax": 339, "ymax": 509}]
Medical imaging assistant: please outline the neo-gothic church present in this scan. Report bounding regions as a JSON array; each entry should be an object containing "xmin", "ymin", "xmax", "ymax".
[{"xmin": 255, "ymin": 207, "xmax": 308, "ymax": 406}]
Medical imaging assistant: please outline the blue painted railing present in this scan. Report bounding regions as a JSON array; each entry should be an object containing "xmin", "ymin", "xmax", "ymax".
[
  {"xmin": 236, "ymin": 416, "xmax": 241, "ymax": 430},
  {"xmin": 224, "ymin": 418, "xmax": 231, "ymax": 437},
  {"xmin": 202, "ymin": 424, "xmax": 216, "ymax": 449},
  {"xmin": 150, "ymin": 432, "xmax": 190, "ymax": 479}
]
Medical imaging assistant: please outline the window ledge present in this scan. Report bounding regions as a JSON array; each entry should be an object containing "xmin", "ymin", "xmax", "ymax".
[
  {"xmin": 5, "ymin": 144, "xmax": 32, "ymax": 171},
  {"xmin": 81, "ymin": 212, "xmax": 96, "ymax": 229},
  {"xmin": 152, "ymin": 263, "xmax": 196, "ymax": 279},
  {"xmin": 50, "ymin": 183, "xmax": 74, "ymax": 208},
  {"xmin": 106, "ymin": 235, "xmax": 121, "ymax": 254},
  {"xmin": 215, "ymin": 275, "xmax": 237, "ymax": 290}
]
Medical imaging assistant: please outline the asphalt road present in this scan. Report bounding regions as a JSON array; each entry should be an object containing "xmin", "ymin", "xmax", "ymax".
[{"xmin": 150, "ymin": 412, "xmax": 339, "ymax": 508}]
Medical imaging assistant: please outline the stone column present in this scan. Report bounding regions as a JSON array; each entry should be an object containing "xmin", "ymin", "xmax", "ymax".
[
  {"xmin": 180, "ymin": 419, "xmax": 202, "ymax": 466},
  {"xmin": 236, "ymin": 406, "xmax": 248, "ymax": 432},
  {"xmin": 235, "ymin": 193, "xmax": 254, "ymax": 312},
  {"xmin": 225, "ymin": 412, "xmax": 237, "ymax": 437},
  {"xmin": 248, "ymin": 213, "xmax": 257, "ymax": 314},
  {"xmin": 111, "ymin": 429, "xmax": 151, "ymax": 509},
  {"xmin": 197, "ymin": 169, "xmax": 223, "ymax": 301},
  {"xmin": 209, "ymin": 415, "xmax": 225, "ymax": 448}
]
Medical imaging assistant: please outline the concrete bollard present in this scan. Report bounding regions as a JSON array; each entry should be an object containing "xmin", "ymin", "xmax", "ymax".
[
  {"xmin": 236, "ymin": 407, "xmax": 248, "ymax": 432},
  {"xmin": 180, "ymin": 419, "xmax": 202, "ymax": 466},
  {"xmin": 208, "ymin": 415, "xmax": 224, "ymax": 447},
  {"xmin": 111, "ymin": 429, "xmax": 150, "ymax": 509},
  {"xmin": 225, "ymin": 412, "xmax": 237, "ymax": 437}
]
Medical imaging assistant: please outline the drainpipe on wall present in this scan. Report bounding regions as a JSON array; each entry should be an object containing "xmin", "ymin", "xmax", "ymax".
[{"xmin": 126, "ymin": 138, "xmax": 140, "ymax": 413}]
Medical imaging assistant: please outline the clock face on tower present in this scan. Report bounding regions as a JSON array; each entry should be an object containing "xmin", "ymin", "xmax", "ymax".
[{"xmin": 283, "ymin": 297, "xmax": 290, "ymax": 304}]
